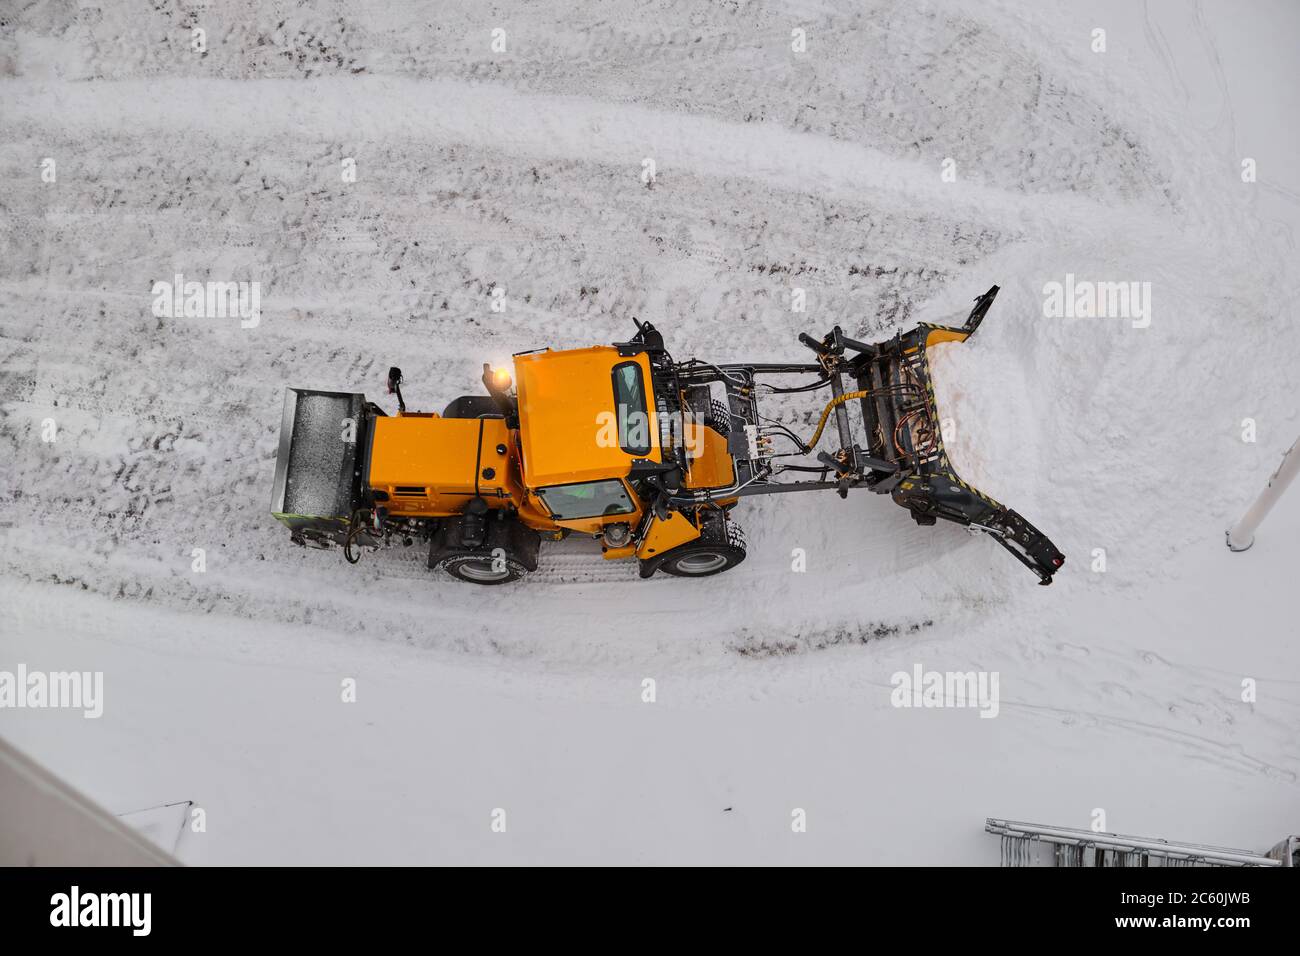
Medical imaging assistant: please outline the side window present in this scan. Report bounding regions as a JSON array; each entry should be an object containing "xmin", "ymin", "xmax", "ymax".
[
  {"xmin": 536, "ymin": 480, "xmax": 636, "ymax": 520},
  {"xmin": 612, "ymin": 362, "xmax": 651, "ymax": 455}
]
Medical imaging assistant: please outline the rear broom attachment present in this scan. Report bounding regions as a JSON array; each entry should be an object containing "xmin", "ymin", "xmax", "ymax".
[{"xmin": 797, "ymin": 286, "xmax": 1065, "ymax": 584}]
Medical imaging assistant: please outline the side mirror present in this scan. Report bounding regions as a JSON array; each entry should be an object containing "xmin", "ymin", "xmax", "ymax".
[{"xmin": 386, "ymin": 367, "xmax": 405, "ymax": 413}]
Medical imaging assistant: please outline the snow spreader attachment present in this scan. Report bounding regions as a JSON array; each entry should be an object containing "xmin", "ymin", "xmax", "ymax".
[
  {"xmin": 270, "ymin": 388, "xmax": 377, "ymax": 553},
  {"xmin": 270, "ymin": 284, "xmax": 1063, "ymax": 585}
]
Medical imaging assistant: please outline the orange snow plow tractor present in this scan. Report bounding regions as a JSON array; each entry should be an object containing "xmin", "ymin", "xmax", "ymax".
[{"xmin": 271, "ymin": 286, "xmax": 1064, "ymax": 584}]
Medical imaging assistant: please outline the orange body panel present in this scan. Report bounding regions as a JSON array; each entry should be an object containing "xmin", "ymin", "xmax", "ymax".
[
  {"xmin": 924, "ymin": 327, "xmax": 972, "ymax": 347},
  {"xmin": 367, "ymin": 416, "xmax": 518, "ymax": 516},
  {"xmin": 635, "ymin": 511, "xmax": 700, "ymax": 559},
  {"xmin": 684, "ymin": 425, "xmax": 736, "ymax": 490},
  {"xmin": 514, "ymin": 347, "xmax": 659, "ymax": 488}
]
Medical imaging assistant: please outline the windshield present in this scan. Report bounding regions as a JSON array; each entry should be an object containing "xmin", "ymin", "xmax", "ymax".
[
  {"xmin": 536, "ymin": 479, "xmax": 635, "ymax": 520},
  {"xmin": 612, "ymin": 362, "xmax": 651, "ymax": 455}
]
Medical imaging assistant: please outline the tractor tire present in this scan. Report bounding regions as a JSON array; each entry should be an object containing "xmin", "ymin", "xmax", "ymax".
[
  {"xmin": 702, "ymin": 398, "xmax": 735, "ymax": 436},
  {"xmin": 429, "ymin": 513, "xmax": 540, "ymax": 585},
  {"xmin": 651, "ymin": 516, "xmax": 747, "ymax": 579},
  {"xmin": 437, "ymin": 550, "xmax": 530, "ymax": 585}
]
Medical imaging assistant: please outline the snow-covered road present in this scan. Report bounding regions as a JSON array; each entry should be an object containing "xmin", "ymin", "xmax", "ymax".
[{"xmin": 1, "ymin": 0, "xmax": 1297, "ymax": 863}]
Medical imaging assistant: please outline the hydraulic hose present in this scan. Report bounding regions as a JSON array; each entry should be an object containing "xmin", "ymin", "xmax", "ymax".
[
  {"xmin": 803, "ymin": 390, "xmax": 872, "ymax": 450},
  {"xmin": 343, "ymin": 508, "xmax": 368, "ymax": 564},
  {"xmin": 802, "ymin": 384, "xmax": 925, "ymax": 450},
  {"xmin": 800, "ymin": 390, "xmax": 873, "ymax": 447}
]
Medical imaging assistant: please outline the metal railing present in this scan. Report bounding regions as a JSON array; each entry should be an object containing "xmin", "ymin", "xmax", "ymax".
[{"xmin": 986, "ymin": 818, "xmax": 1287, "ymax": 868}]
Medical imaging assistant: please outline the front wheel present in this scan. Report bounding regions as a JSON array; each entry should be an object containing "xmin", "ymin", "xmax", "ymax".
[{"xmin": 652, "ymin": 518, "xmax": 747, "ymax": 578}]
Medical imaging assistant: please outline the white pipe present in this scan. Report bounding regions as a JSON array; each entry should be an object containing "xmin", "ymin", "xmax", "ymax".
[{"xmin": 1227, "ymin": 437, "xmax": 1300, "ymax": 552}]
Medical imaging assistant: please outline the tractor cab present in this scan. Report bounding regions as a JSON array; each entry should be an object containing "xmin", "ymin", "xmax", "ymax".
[{"xmin": 512, "ymin": 346, "xmax": 660, "ymax": 535}]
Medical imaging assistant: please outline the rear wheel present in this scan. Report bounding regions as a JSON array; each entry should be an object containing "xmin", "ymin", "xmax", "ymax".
[
  {"xmin": 438, "ymin": 550, "xmax": 528, "ymax": 585},
  {"xmin": 429, "ymin": 512, "xmax": 540, "ymax": 585},
  {"xmin": 653, "ymin": 516, "xmax": 747, "ymax": 578}
]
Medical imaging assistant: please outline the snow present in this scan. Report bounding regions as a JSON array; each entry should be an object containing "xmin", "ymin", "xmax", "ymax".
[{"xmin": 1, "ymin": 0, "xmax": 1297, "ymax": 864}]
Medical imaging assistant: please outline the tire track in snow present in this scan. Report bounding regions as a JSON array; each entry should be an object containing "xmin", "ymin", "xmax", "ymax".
[
  {"xmin": 2, "ymin": 76, "xmax": 1179, "ymax": 246},
  {"xmin": 1004, "ymin": 698, "xmax": 1297, "ymax": 783}
]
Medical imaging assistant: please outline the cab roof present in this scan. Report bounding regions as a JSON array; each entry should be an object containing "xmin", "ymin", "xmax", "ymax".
[{"xmin": 514, "ymin": 346, "xmax": 659, "ymax": 488}]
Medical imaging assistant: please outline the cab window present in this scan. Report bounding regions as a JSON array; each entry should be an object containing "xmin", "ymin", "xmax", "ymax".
[
  {"xmin": 536, "ymin": 480, "xmax": 635, "ymax": 520},
  {"xmin": 612, "ymin": 362, "xmax": 651, "ymax": 455}
]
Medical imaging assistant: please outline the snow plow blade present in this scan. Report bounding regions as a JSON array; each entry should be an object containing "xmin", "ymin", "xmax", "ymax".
[
  {"xmin": 847, "ymin": 286, "xmax": 1065, "ymax": 584},
  {"xmin": 671, "ymin": 285, "xmax": 1065, "ymax": 584}
]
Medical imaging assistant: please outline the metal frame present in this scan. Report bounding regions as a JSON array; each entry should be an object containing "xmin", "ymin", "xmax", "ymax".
[
  {"xmin": 985, "ymin": 818, "xmax": 1284, "ymax": 868},
  {"xmin": 645, "ymin": 286, "xmax": 1066, "ymax": 583}
]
